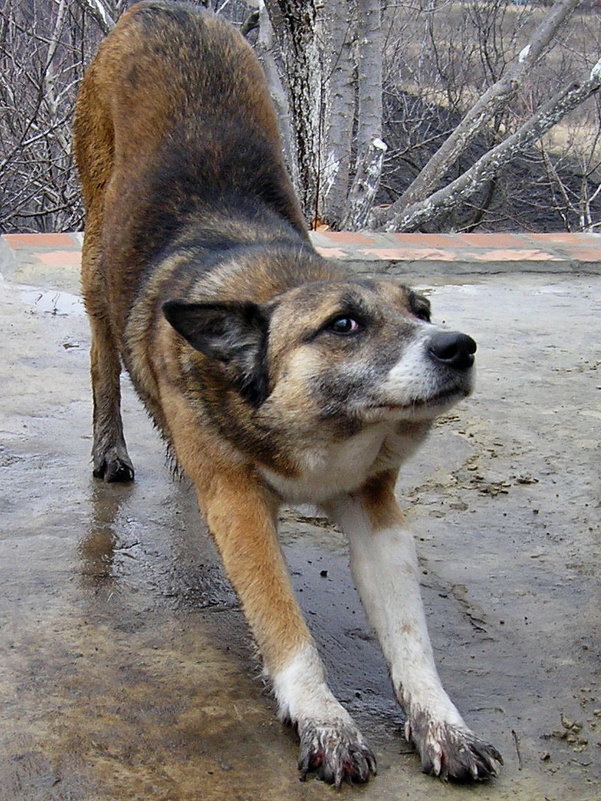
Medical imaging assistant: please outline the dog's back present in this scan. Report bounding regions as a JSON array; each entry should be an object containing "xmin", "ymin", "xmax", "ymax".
[{"xmin": 74, "ymin": 0, "xmax": 307, "ymax": 339}]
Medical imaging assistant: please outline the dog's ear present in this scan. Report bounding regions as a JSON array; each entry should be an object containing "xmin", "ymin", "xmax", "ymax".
[{"xmin": 162, "ymin": 300, "xmax": 270, "ymax": 405}]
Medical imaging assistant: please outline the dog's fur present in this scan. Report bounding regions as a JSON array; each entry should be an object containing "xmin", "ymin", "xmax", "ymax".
[{"xmin": 73, "ymin": 1, "xmax": 502, "ymax": 785}]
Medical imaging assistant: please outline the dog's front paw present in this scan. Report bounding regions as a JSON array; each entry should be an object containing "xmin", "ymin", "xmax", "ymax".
[
  {"xmin": 297, "ymin": 719, "xmax": 377, "ymax": 787},
  {"xmin": 405, "ymin": 717, "xmax": 502, "ymax": 781}
]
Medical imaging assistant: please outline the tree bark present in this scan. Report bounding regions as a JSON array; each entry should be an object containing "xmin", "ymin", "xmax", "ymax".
[
  {"xmin": 262, "ymin": 0, "xmax": 322, "ymax": 224},
  {"xmin": 317, "ymin": 0, "xmax": 357, "ymax": 226},
  {"xmin": 255, "ymin": 3, "xmax": 300, "ymax": 193},
  {"xmin": 342, "ymin": 137, "xmax": 387, "ymax": 230},
  {"xmin": 75, "ymin": 0, "xmax": 115, "ymax": 35},
  {"xmin": 342, "ymin": 0, "xmax": 385, "ymax": 230}
]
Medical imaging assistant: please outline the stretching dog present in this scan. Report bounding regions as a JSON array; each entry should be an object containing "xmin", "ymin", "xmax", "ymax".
[{"xmin": 73, "ymin": 0, "xmax": 502, "ymax": 786}]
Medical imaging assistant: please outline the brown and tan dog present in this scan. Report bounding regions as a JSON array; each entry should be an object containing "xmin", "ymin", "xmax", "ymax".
[{"xmin": 73, "ymin": 0, "xmax": 501, "ymax": 786}]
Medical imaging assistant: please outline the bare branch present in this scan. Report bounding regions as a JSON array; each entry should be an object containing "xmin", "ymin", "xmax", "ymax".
[
  {"xmin": 75, "ymin": 0, "xmax": 115, "ymax": 35},
  {"xmin": 374, "ymin": 0, "xmax": 583, "ymax": 224},
  {"xmin": 377, "ymin": 61, "xmax": 601, "ymax": 232}
]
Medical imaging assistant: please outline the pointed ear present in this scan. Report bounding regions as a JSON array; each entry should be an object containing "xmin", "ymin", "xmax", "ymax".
[{"xmin": 162, "ymin": 300, "xmax": 270, "ymax": 405}]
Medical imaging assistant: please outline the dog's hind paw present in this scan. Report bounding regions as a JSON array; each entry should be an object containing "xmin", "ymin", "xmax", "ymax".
[
  {"xmin": 297, "ymin": 719, "xmax": 377, "ymax": 787},
  {"xmin": 93, "ymin": 448, "xmax": 135, "ymax": 482},
  {"xmin": 405, "ymin": 717, "xmax": 502, "ymax": 782}
]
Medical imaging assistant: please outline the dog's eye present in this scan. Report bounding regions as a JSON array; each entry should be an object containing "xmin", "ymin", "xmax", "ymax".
[
  {"xmin": 414, "ymin": 308, "xmax": 431, "ymax": 323},
  {"xmin": 328, "ymin": 316, "xmax": 362, "ymax": 335}
]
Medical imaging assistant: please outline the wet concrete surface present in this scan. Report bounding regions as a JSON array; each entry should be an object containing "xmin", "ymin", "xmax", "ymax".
[{"xmin": 1, "ymin": 253, "xmax": 600, "ymax": 800}]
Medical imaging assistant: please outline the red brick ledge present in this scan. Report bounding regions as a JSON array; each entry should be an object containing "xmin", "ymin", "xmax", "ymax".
[
  {"xmin": 2, "ymin": 231, "xmax": 600, "ymax": 272},
  {"xmin": 310, "ymin": 231, "xmax": 601, "ymax": 266}
]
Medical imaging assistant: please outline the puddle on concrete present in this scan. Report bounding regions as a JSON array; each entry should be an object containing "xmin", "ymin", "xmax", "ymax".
[
  {"xmin": 1, "ymin": 269, "xmax": 600, "ymax": 800},
  {"xmin": 18, "ymin": 285, "xmax": 85, "ymax": 317}
]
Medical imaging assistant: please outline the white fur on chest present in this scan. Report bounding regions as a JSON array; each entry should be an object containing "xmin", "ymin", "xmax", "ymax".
[{"xmin": 260, "ymin": 422, "xmax": 410, "ymax": 504}]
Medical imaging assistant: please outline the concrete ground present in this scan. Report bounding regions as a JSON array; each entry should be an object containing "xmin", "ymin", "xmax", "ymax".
[{"xmin": 0, "ymin": 235, "xmax": 600, "ymax": 800}]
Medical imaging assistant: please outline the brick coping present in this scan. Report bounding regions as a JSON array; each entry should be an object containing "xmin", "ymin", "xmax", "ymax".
[{"xmin": 2, "ymin": 231, "xmax": 601, "ymax": 270}]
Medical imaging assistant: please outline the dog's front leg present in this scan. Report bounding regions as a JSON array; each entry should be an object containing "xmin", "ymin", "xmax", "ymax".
[
  {"xmin": 187, "ymin": 462, "xmax": 376, "ymax": 786},
  {"xmin": 327, "ymin": 472, "xmax": 502, "ymax": 782}
]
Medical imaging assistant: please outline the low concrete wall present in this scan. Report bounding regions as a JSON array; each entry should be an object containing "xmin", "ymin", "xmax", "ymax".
[{"xmin": 2, "ymin": 230, "xmax": 601, "ymax": 276}]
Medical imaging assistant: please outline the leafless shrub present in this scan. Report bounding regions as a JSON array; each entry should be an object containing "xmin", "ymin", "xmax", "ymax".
[
  {"xmin": 373, "ymin": 0, "xmax": 601, "ymax": 231},
  {"xmin": 0, "ymin": 0, "xmax": 115, "ymax": 232}
]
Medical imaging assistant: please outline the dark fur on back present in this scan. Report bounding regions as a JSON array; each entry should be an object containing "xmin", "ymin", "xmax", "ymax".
[{"xmin": 74, "ymin": 0, "xmax": 312, "ymax": 343}]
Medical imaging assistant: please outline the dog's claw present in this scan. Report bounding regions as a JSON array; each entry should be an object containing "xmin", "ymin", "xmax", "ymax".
[
  {"xmin": 405, "ymin": 718, "xmax": 502, "ymax": 782},
  {"xmin": 297, "ymin": 720, "xmax": 377, "ymax": 787},
  {"xmin": 93, "ymin": 451, "xmax": 135, "ymax": 482}
]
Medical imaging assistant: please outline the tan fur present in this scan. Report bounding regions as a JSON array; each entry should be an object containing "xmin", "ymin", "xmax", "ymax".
[
  {"xmin": 359, "ymin": 470, "xmax": 406, "ymax": 531},
  {"xmin": 158, "ymin": 378, "xmax": 311, "ymax": 672}
]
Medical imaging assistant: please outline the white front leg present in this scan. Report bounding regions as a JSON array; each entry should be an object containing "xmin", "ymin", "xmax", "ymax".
[{"xmin": 328, "ymin": 491, "xmax": 502, "ymax": 781}]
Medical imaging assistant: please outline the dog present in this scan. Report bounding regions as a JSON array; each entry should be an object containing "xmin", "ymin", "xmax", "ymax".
[{"xmin": 73, "ymin": 0, "xmax": 502, "ymax": 786}]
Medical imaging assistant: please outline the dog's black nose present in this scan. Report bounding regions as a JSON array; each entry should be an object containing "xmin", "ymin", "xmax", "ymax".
[{"xmin": 428, "ymin": 331, "xmax": 477, "ymax": 369}]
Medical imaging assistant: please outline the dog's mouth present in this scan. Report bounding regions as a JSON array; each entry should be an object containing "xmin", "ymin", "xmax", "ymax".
[
  {"xmin": 365, "ymin": 383, "xmax": 471, "ymax": 419},
  {"xmin": 383, "ymin": 385, "xmax": 469, "ymax": 410}
]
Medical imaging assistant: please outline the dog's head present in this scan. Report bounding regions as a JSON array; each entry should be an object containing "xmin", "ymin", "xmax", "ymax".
[{"xmin": 163, "ymin": 278, "xmax": 476, "ymax": 431}]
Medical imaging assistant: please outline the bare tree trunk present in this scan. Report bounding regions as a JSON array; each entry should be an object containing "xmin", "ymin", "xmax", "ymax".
[
  {"xmin": 380, "ymin": 59, "xmax": 601, "ymax": 232},
  {"xmin": 342, "ymin": 0, "xmax": 384, "ymax": 229},
  {"xmin": 318, "ymin": 1, "xmax": 357, "ymax": 226},
  {"xmin": 342, "ymin": 137, "xmax": 388, "ymax": 230},
  {"xmin": 43, "ymin": 0, "xmax": 70, "ymax": 154},
  {"xmin": 371, "ymin": 0, "xmax": 583, "ymax": 228},
  {"xmin": 255, "ymin": 2, "xmax": 300, "ymax": 193},
  {"xmin": 262, "ymin": 0, "xmax": 322, "ymax": 224}
]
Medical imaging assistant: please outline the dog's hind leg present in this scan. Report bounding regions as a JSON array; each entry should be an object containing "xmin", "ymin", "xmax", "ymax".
[
  {"xmin": 75, "ymin": 74, "xmax": 134, "ymax": 483},
  {"xmin": 81, "ymin": 217, "xmax": 134, "ymax": 483},
  {"xmin": 88, "ymin": 311, "xmax": 134, "ymax": 482},
  {"xmin": 327, "ymin": 471, "xmax": 502, "ymax": 782}
]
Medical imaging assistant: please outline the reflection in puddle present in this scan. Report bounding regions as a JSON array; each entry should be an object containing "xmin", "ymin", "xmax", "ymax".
[
  {"xmin": 78, "ymin": 481, "xmax": 134, "ymax": 587},
  {"xmin": 78, "ymin": 476, "xmax": 238, "ymax": 611},
  {"xmin": 19, "ymin": 285, "xmax": 85, "ymax": 316}
]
